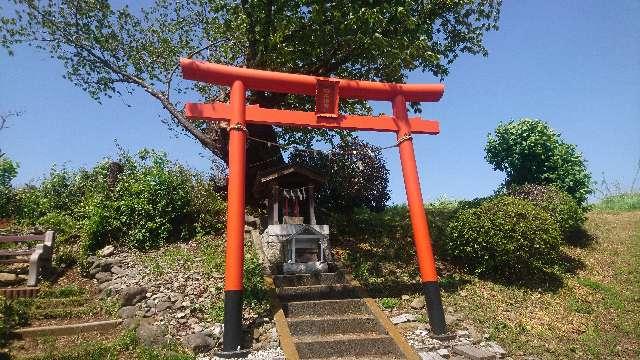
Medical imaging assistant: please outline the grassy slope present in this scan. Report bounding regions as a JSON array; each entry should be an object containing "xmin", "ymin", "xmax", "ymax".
[
  {"xmin": 593, "ymin": 192, "xmax": 640, "ymax": 212},
  {"xmin": 442, "ymin": 211, "xmax": 640, "ymax": 359}
]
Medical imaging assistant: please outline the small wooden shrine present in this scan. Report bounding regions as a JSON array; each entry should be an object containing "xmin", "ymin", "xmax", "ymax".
[
  {"xmin": 254, "ymin": 164, "xmax": 325, "ymax": 226},
  {"xmin": 255, "ymin": 165, "xmax": 331, "ymax": 274}
]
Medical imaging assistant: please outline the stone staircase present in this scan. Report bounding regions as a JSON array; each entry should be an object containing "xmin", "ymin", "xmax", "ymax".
[
  {"xmin": 5, "ymin": 284, "xmax": 122, "ymax": 358},
  {"xmin": 274, "ymin": 271, "xmax": 417, "ymax": 359}
]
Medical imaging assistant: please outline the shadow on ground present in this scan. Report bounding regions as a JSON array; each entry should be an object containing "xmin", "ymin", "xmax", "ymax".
[{"xmin": 565, "ymin": 227, "xmax": 597, "ymax": 248}]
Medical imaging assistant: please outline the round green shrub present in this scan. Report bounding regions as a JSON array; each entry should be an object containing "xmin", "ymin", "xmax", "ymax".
[
  {"xmin": 507, "ymin": 184, "xmax": 585, "ymax": 238},
  {"xmin": 485, "ymin": 118, "xmax": 592, "ymax": 206},
  {"xmin": 446, "ymin": 196, "xmax": 562, "ymax": 279}
]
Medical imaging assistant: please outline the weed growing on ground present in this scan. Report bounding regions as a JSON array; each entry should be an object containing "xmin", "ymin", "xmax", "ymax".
[
  {"xmin": 38, "ymin": 284, "xmax": 86, "ymax": 299},
  {"xmin": 206, "ymin": 299, "xmax": 225, "ymax": 323},
  {"xmin": 98, "ymin": 297, "xmax": 121, "ymax": 317},
  {"xmin": 378, "ymin": 297, "xmax": 400, "ymax": 310},
  {"xmin": 142, "ymin": 245, "xmax": 195, "ymax": 276}
]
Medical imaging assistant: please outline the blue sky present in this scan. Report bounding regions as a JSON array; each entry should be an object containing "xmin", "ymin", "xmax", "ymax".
[{"xmin": 1, "ymin": 1, "xmax": 639, "ymax": 204}]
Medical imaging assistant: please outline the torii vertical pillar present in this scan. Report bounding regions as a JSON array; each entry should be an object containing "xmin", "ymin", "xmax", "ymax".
[
  {"xmin": 222, "ymin": 80, "xmax": 247, "ymax": 354},
  {"xmin": 393, "ymin": 94, "xmax": 446, "ymax": 335}
]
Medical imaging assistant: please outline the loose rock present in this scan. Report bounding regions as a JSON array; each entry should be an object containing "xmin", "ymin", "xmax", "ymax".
[
  {"xmin": 98, "ymin": 245, "xmax": 115, "ymax": 257},
  {"xmin": 391, "ymin": 313, "xmax": 418, "ymax": 324},
  {"xmin": 136, "ymin": 323, "xmax": 167, "ymax": 347},
  {"xmin": 117, "ymin": 306, "xmax": 138, "ymax": 319},
  {"xmin": 203, "ymin": 324, "xmax": 224, "ymax": 339},
  {"xmin": 120, "ymin": 286, "xmax": 147, "ymax": 306},
  {"xmin": 410, "ymin": 296, "xmax": 426, "ymax": 309},
  {"xmin": 156, "ymin": 301, "xmax": 172, "ymax": 312},
  {"xmin": 94, "ymin": 272, "xmax": 113, "ymax": 283},
  {"xmin": 183, "ymin": 333, "xmax": 215, "ymax": 354}
]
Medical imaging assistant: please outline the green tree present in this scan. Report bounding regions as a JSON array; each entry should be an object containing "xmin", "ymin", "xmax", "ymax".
[
  {"xmin": 0, "ymin": 156, "xmax": 19, "ymax": 218},
  {"xmin": 485, "ymin": 118, "xmax": 592, "ymax": 205},
  {"xmin": 0, "ymin": 111, "xmax": 21, "ymax": 218},
  {"xmin": 1, "ymin": 0, "xmax": 501, "ymax": 201}
]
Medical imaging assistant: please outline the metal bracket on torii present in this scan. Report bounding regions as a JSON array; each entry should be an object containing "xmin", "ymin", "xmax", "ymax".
[{"xmin": 180, "ymin": 58, "xmax": 447, "ymax": 354}]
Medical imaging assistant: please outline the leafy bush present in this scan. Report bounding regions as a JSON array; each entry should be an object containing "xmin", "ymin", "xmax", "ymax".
[
  {"xmin": 288, "ymin": 137, "xmax": 390, "ymax": 215},
  {"xmin": 10, "ymin": 148, "xmax": 226, "ymax": 256},
  {"xmin": 15, "ymin": 166, "xmax": 85, "ymax": 223},
  {"xmin": 330, "ymin": 201, "xmax": 459, "ymax": 286},
  {"xmin": 330, "ymin": 205, "xmax": 417, "ymax": 285},
  {"xmin": 485, "ymin": 118, "xmax": 592, "ymax": 206},
  {"xmin": 82, "ymin": 149, "xmax": 226, "ymax": 252},
  {"xmin": 243, "ymin": 249, "xmax": 268, "ymax": 313},
  {"xmin": 426, "ymin": 198, "xmax": 460, "ymax": 251},
  {"xmin": 0, "ymin": 156, "xmax": 18, "ymax": 218},
  {"xmin": 189, "ymin": 176, "xmax": 226, "ymax": 236},
  {"xmin": 446, "ymin": 196, "xmax": 563, "ymax": 280},
  {"xmin": 507, "ymin": 184, "xmax": 585, "ymax": 238}
]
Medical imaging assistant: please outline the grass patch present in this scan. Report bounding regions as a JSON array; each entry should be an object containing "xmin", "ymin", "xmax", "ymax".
[
  {"xmin": 567, "ymin": 296, "xmax": 594, "ymax": 315},
  {"xmin": 14, "ymin": 329, "xmax": 195, "ymax": 360},
  {"xmin": 439, "ymin": 211, "xmax": 640, "ymax": 359},
  {"xmin": 196, "ymin": 236, "xmax": 226, "ymax": 276},
  {"xmin": 38, "ymin": 285, "xmax": 86, "ymax": 299},
  {"xmin": 205, "ymin": 299, "xmax": 225, "ymax": 323},
  {"xmin": 594, "ymin": 192, "xmax": 640, "ymax": 212},
  {"xmin": 141, "ymin": 245, "xmax": 195, "ymax": 276}
]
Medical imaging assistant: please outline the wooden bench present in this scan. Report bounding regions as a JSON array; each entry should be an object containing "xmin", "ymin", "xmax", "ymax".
[{"xmin": 0, "ymin": 231, "xmax": 55, "ymax": 286}]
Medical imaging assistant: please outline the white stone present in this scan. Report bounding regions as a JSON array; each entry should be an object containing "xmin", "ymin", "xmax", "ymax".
[
  {"xmin": 390, "ymin": 313, "xmax": 418, "ymax": 324},
  {"xmin": 419, "ymin": 351, "xmax": 446, "ymax": 360},
  {"xmin": 485, "ymin": 341, "xmax": 507, "ymax": 357},
  {"xmin": 98, "ymin": 245, "xmax": 115, "ymax": 257},
  {"xmin": 411, "ymin": 296, "xmax": 426, "ymax": 309},
  {"xmin": 436, "ymin": 348, "xmax": 450, "ymax": 358}
]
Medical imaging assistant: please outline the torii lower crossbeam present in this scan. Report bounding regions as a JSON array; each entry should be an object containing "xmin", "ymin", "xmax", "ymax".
[
  {"xmin": 185, "ymin": 102, "xmax": 440, "ymax": 134},
  {"xmin": 180, "ymin": 59, "xmax": 447, "ymax": 355}
]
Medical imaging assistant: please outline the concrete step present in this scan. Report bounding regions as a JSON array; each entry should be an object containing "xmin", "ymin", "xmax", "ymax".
[
  {"xmin": 273, "ymin": 272, "xmax": 346, "ymax": 287},
  {"xmin": 283, "ymin": 299, "xmax": 369, "ymax": 318},
  {"xmin": 288, "ymin": 314, "xmax": 383, "ymax": 337},
  {"xmin": 294, "ymin": 333, "xmax": 403, "ymax": 359},
  {"xmin": 276, "ymin": 284, "xmax": 360, "ymax": 302},
  {"xmin": 13, "ymin": 319, "xmax": 122, "ymax": 338}
]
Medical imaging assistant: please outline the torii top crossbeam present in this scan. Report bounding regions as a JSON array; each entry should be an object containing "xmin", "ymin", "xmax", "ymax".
[
  {"xmin": 181, "ymin": 58, "xmax": 444, "ymax": 102},
  {"xmin": 180, "ymin": 58, "xmax": 448, "ymax": 354}
]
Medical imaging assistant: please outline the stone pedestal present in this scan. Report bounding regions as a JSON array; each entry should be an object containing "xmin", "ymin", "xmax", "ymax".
[{"xmin": 260, "ymin": 224, "xmax": 331, "ymax": 274}]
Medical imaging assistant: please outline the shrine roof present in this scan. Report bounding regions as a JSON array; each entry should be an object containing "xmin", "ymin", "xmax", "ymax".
[{"xmin": 255, "ymin": 164, "xmax": 325, "ymax": 188}]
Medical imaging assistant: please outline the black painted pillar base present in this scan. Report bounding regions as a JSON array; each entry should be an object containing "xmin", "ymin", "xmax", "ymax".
[
  {"xmin": 422, "ymin": 281, "xmax": 446, "ymax": 335},
  {"xmin": 221, "ymin": 290, "xmax": 244, "ymax": 352}
]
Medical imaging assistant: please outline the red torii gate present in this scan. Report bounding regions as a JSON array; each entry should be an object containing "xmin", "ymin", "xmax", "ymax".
[{"xmin": 180, "ymin": 59, "xmax": 447, "ymax": 353}]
